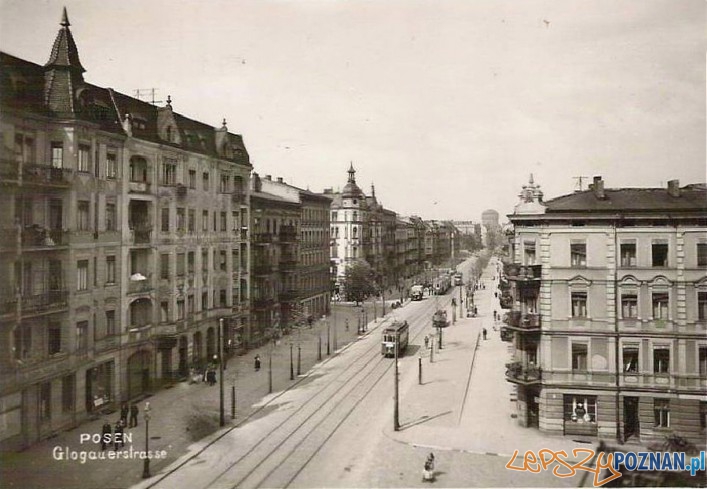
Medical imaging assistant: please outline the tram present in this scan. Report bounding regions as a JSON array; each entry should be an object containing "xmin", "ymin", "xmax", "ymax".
[
  {"xmin": 433, "ymin": 274, "xmax": 451, "ymax": 295},
  {"xmin": 410, "ymin": 284, "xmax": 424, "ymax": 301},
  {"xmin": 381, "ymin": 321, "xmax": 410, "ymax": 357}
]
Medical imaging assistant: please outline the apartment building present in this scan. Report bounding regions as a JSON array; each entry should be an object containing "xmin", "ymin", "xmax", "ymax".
[
  {"xmin": 504, "ymin": 175, "xmax": 707, "ymax": 445},
  {"xmin": 0, "ymin": 10, "xmax": 251, "ymax": 450}
]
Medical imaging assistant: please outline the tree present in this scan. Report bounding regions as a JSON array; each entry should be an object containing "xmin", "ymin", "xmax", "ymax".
[{"xmin": 343, "ymin": 260, "xmax": 378, "ymax": 303}]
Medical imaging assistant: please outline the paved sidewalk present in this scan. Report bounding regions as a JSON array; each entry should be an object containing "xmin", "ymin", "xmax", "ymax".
[
  {"xmin": 0, "ymin": 298, "xmax": 395, "ymax": 489},
  {"xmin": 388, "ymin": 258, "xmax": 588, "ymax": 461}
]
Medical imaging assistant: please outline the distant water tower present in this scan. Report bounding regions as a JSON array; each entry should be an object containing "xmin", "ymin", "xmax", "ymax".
[{"xmin": 481, "ymin": 209, "xmax": 499, "ymax": 229}]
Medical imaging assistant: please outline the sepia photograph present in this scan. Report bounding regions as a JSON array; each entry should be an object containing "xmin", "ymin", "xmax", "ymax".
[{"xmin": 0, "ymin": 1, "xmax": 705, "ymax": 488}]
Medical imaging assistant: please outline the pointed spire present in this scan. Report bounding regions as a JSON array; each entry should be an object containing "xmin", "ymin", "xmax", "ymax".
[
  {"xmin": 371, "ymin": 183, "xmax": 376, "ymax": 198},
  {"xmin": 61, "ymin": 6, "xmax": 70, "ymax": 27},
  {"xmin": 347, "ymin": 162, "xmax": 356, "ymax": 183}
]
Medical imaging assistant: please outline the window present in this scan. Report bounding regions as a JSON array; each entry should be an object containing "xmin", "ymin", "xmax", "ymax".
[
  {"xmin": 160, "ymin": 301, "xmax": 169, "ymax": 323},
  {"xmin": 162, "ymin": 159, "xmax": 177, "ymax": 185},
  {"xmin": 232, "ymin": 211, "xmax": 238, "ymax": 231},
  {"xmin": 13, "ymin": 324, "xmax": 32, "ymax": 360},
  {"xmin": 51, "ymin": 142, "xmax": 63, "ymax": 168},
  {"xmin": 161, "ymin": 207, "xmax": 170, "ymax": 232},
  {"xmin": 188, "ymin": 209, "xmax": 195, "ymax": 233},
  {"xmin": 220, "ymin": 212, "xmax": 227, "ymax": 232},
  {"xmin": 177, "ymin": 299, "xmax": 185, "ymax": 320},
  {"xmin": 188, "ymin": 169, "xmax": 196, "ymax": 189},
  {"xmin": 524, "ymin": 241, "xmax": 536, "ymax": 265},
  {"xmin": 106, "ymin": 256, "xmax": 116, "ymax": 284},
  {"xmin": 220, "ymin": 174, "xmax": 230, "ymax": 193},
  {"xmin": 187, "ymin": 251, "xmax": 195, "ymax": 274},
  {"xmin": 76, "ymin": 321, "xmax": 88, "ymax": 352},
  {"xmin": 203, "ymin": 172, "xmax": 210, "ymax": 191},
  {"xmin": 176, "ymin": 208, "xmax": 185, "ymax": 231},
  {"xmin": 202, "ymin": 291, "xmax": 209, "ymax": 310},
  {"xmin": 652, "ymin": 242, "xmax": 668, "ymax": 267},
  {"xmin": 160, "ymin": 254, "xmax": 169, "ymax": 279},
  {"xmin": 188, "ymin": 294, "xmax": 195, "ymax": 314},
  {"xmin": 701, "ymin": 402, "xmax": 707, "ymax": 431},
  {"xmin": 202, "ymin": 210, "xmax": 209, "ymax": 232},
  {"xmin": 572, "ymin": 343, "xmax": 588, "ymax": 371},
  {"xmin": 620, "ymin": 242, "xmax": 636, "ymax": 267},
  {"xmin": 654, "ymin": 347, "xmax": 670, "ymax": 374},
  {"xmin": 62, "ymin": 375, "xmax": 74, "ymax": 413},
  {"xmin": 77, "ymin": 260, "xmax": 88, "ymax": 291},
  {"xmin": 571, "ymin": 291, "xmax": 587, "ymax": 318},
  {"xmin": 77, "ymin": 200, "xmax": 90, "ymax": 231},
  {"xmin": 220, "ymin": 250, "xmax": 227, "ymax": 271},
  {"xmin": 48, "ymin": 322, "xmax": 61, "ymax": 355},
  {"xmin": 563, "ymin": 395, "xmax": 597, "ymax": 424},
  {"xmin": 623, "ymin": 346, "xmax": 639, "ymax": 373},
  {"xmin": 39, "ymin": 382, "xmax": 51, "ymax": 421},
  {"xmin": 654, "ymin": 399, "xmax": 670, "ymax": 428},
  {"xmin": 177, "ymin": 253, "xmax": 185, "ymax": 277},
  {"xmin": 699, "ymin": 346, "xmax": 707, "ymax": 376},
  {"xmin": 219, "ymin": 289, "xmax": 227, "ymax": 307},
  {"xmin": 15, "ymin": 133, "xmax": 35, "ymax": 164},
  {"xmin": 652, "ymin": 292, "xmax": 669, "ymax": 320},
  {"xmin": 105, "ymin": 203, "xmax": 116, "ymax": 231},
  {"xmin": 78, "ymin": 144, "xmax": 91, "ymax": 172},
  {"xmin": 570, "ymin": 242, "xmax": 587, "ymax": 267},
  {"xmin": 332, "ymin": 211, "xmax": 337, "ymax": 221},
  {"xmin": 106, "ymin": 311, "xmax": 116, "ymax": 336},
  {"xmin": 106, "ymin": 152, "xmax": 117, "ymax": 179},
  {"xmin": 621, "ymin": 293, "xmax": 638, "ymax": 319},
  {"xmin": 699, "ymin": 292, "xmax": 707, "ymax": 321},
  {"xmin": 202, "ymin": 250, "xmax": 209, "ymax": 273}
]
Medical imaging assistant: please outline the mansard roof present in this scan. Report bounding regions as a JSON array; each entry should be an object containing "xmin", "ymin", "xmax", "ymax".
[{"xmin": 544, "ymin": 186, "xmax": 707, "ymax": 214}]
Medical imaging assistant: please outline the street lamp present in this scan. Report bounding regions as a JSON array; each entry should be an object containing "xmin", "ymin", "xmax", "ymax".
[
  {"xmin": 218, "ymin": 319, "xmax": 225, "ymax": 427},
  {"xmin": 142, "ymin": 401, "xmax": 152, "ymax": 479},
  {"xmin": 289, "ymin": 342, "xmax": 294, "ymax": 380}
]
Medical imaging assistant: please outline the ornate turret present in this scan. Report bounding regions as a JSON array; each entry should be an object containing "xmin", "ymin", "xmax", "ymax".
[
  {"xmin": 44, "ymin": 7, "xmax": 85, "ymax": 114},
  {"xmin": 513, "ymin": 173, "xmax": 546, "ymax": 215},
  {"xmin": 342, "ymin": 162, "xmax": 364, "ymax": 198}
]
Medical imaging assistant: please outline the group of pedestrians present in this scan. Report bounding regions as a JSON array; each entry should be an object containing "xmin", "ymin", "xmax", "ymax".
[{"xmin": 100, "ymin": 402, "xmax": 140, "ymax": 451}]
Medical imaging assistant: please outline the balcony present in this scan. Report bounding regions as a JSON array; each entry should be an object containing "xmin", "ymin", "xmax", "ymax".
[
  {"xmin": 21, "ymin": 227, "xmax": 67, "ymax": 249},
  {"xmin": 232, "ymin": 192, "xmax": 245, "ymax": 205},
  {"xmin": 505, "ymin": 311, "xmax": 541, "ymax": 331},
  {"xmin": 23, "ymin": 165, "xmax": 73, "ymax": 187},
  {"xmin": 253, "ymin": 263, "xmax": 274, "ymax": 275},
  {"xmin": 20, "ymin": 290, "xmax": 69, "ymax": 315},
  {"xmin": 128, "ymin": 278, "xmax": 152, "ymax": 295},
  {"xmin": 505, "ymin": 361, "xmax": 541, "ymax": 385},
  {"xmin": 94, "ymin": 335, "xmax": 120, "ymax": 353},
  {"xmin": 279, "ymin": 225, "xmax": 297, "ymax": 243},
  {"xmin": 128, "ymin": 180, "xmax": 152, "ymax": 193},
  {"xmin": 240, "ymin": 228, "xmax": 248, "ymax": 241},
  {"xmin": 130, "ymin": 226, "xmax": 152, "ymax": 245},
  {"xmin": 506, "ymin": 264, "xmax": 541, "ymax": 281},
  {"xmin": 279, "ymin": 254, "xmax": 298, "ymax": 271},
  {"xmin": 253, "ymin": 233, "xmax": 273, "ymax": 244}
]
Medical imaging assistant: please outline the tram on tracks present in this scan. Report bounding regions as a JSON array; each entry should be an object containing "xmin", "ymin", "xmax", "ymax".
[{"xmin": 381, "ymin": 321, "xmax": 409, "ymax": 357}]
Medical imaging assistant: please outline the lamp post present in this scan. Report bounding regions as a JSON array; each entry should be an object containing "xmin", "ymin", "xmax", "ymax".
[
  {"xmin": 289, "ymin": 342, "xmax": 294, "ymax": 380},
  {"xmin": 142, "ymin": 402, "xmax": 152, "ymax": 479},
  {"xmin": 393, "ymin": 338, "xmax": 400, "ymax": 431},
  {"xmin": 218, "ymin": 318, "xmax": 225, "ymax": 427}
]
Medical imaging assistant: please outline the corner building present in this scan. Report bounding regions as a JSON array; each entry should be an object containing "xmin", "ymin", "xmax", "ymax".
[
  {"xmin": 0, "ymin": 10, "xmax": 251, "ymax": 450},
  {"xmin": 505, "ymin": 175, "xmax": 707, "ymax": 445}
]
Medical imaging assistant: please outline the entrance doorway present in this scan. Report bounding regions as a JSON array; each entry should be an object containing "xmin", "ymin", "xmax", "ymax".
[{"xmin": 624, "ymin": 397, "xmax": 640, "ymax": 440}]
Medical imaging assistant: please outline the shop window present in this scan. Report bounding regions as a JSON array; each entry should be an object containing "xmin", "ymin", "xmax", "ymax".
[
  {"xmin": 654, "ymin": 399, "xmax": 670, "ymax": 428},
  {"xmin": 653, "ymin": 347, "xmax": 670, "ymax": 374},
  {"xmin": 623, "ymin": 346, "xmax": 639, "ymax": 373},
  {"xmin": 620, "ymin": 242, "xmax": 636, "ymax": 267},
  {"xmin": 563, "ymin": 395, "xmax": 597, "ymax": 435},
  {"xmin": 652, "ymin": 242, "xmax": 668, "ymax": 267}
]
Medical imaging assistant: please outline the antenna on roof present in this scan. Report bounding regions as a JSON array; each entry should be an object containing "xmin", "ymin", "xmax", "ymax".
[
  {"xmin": 133, "ymin": 88, "xmax": 164, "ymax": 105},
  {"xmin": 573, "ymin": 176, "xmax": 590, "ymax": 191}
]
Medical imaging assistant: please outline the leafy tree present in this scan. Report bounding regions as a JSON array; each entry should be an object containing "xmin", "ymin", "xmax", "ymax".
[{"xmin": 344, "ymin": 260, "xmax": 378, "ymax": 303}]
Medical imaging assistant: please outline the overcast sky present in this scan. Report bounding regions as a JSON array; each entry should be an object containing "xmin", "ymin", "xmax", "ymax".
[{"xmin": 1, "ymin": 0, "xmax": 704, "ymax": 221}]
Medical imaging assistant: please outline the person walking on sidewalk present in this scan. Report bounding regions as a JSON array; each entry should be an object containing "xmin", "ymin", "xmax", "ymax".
[
  {"xmin": 129, "ymin": 402, "xmax": 139, "ymax": 428},
  {"xmin": 424, "ymin": 335, "xmax": 429, "ymax": 349},
  {"xmin": 254, "ymin": 355, "xmax": 261, "ymax": 371},
  {"xmin": 114, "ymin": 419, "xmax": 125, "ymax": 451},
  {"xmin": 119, "ymin": 402, "xmax": 129, "ymax": 426},
  {"xmin": 101, "ymin": 422, "xmax": 112, "ymax": 451},
  {"xmin": 482, "ymin": 328, "xmax": 487, "ymax": 340}
]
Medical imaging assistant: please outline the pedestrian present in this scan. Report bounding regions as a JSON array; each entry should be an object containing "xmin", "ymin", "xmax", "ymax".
[
  {"xmin": 473, "ymin": 305, "xmax": 478, "ymax": 316},
  {"xmin": 119, "ymin": 402, "xmax": 128, "ymax": 426},
  {"xmin": 345, "ymin": 318, "xmax": 349, "ymax": 332},
  {"xmin": 129, "ymin": 402, "xmax": 139, "ymax": 428},
  {"xmin": 424, "ymin": 335, "xmax": 429, "ymax": 349},
  {"xmin": 101, "ymin": 422, "xmax": 112, "ymax": 451},
  {"xmin": 482, "ymin": 328, "xmax": 487, "ymax": 340},
  {"xmin": 254, "ymin": 355, "xmax": 261, "ymax": 371},
  {"xmin": 208, "ymin": 368, "xmax": 216, "ymax": 386},
  {"xmin": 114, "ymin": 419, "xmax": 125, "ymax": 451}
]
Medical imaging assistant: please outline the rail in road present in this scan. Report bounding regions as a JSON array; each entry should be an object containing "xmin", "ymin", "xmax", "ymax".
[{"xmin": 141, "ymin": 286, "xmax": 463, "ymax": 489}]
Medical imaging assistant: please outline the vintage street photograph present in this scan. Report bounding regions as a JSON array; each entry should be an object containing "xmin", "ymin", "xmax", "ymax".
[{"xmin": 0, "ymin": 1, "xmax": 705, "ymax": 488}]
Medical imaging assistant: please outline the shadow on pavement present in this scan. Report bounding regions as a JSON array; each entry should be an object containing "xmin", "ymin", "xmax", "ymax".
[{"xmin": 400, "ymin": 410, "xmax": 453, "ymax": 431}]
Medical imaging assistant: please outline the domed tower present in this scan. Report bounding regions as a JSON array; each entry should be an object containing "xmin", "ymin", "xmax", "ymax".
[{"xmin": 340, "ymin": 163, "xmax": 366, "ymax": 262}]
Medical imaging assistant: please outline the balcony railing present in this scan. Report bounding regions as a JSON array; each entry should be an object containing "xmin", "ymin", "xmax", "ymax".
[
  {"xmin": 252, "ymin": 233, "xmax": 273, "ymax": 244},
  {"xmin": 506, "ymin": 264, "xmax": 541, "ymax": 281},
  {"xmin": 279, "ymin": 290, "xmax": 299, "ymax": 301},
  {"xmin": 23, "ymin": 165, "xmax": 73, "ymax": 186},
  {"xmin": 20, "ymin": 290, "xmax": 69, "ymax": 315},
  {"xmin": 253, "ymin": 263, "xmax": 274, "ymax": 275},
  {"xmin": 128, "ymin": 180, "xmax": 152, "ymax": 193},
  {"xmin": 505, "ymin": 311, "xmax": 541, "ymax": 330},
  {"xmin": 94, "ymin": 335, "xmax": 120, "ymax": 352},
  {"xmin": 21, "ymin": 227, "xmax": 67, "ymax": 248},
  {"xmin": 130, "ymin": 226, "xmax": 152, "ymax": 244},
  {"xmin": 128, "ymin": 279, "xmax": 152, "ymax": 294},
  {"xmin": 279, "ymin": 225, "xmax": 297, "ymax": 243},
  {"xmin": 505, "ymin": 361, "xmax": 541, "ymax": 385}
]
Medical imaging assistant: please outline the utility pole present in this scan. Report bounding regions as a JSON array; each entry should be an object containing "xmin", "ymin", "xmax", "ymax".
[{"xmin": 394, "ymin": 337, "xmax": 400, "ymax": 431}]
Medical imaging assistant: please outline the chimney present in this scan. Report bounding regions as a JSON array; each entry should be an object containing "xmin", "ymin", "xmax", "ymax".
[
  {"xmin": 277, "ymin": 177, "xmax": 283, "ymax": 183},
  {"xmin": 264, "ymin": 175, "xmax": 272, "ymax": 181},
  {"xmin": 592, "ymin": 176, "xmax": 605, "ymax": 199},
  {"xmin": 667, "ymin": 179, "xmax": 680, "ymax": 197}
]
